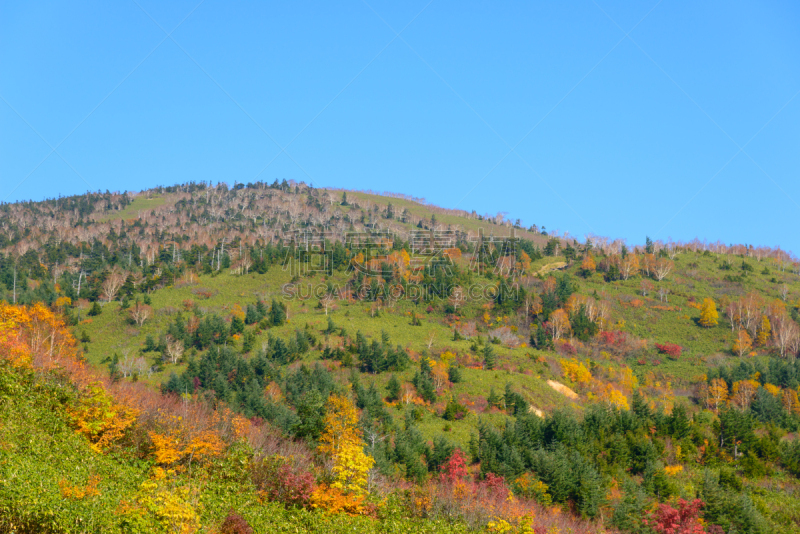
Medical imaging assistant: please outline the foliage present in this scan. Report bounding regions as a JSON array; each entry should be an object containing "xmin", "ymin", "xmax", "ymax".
[
  {"xmin": 318, "ymin": 394, "xmax": 375, "ymax": 497},
  {"xmin": 699, "ymin": 298, "xmax": 718, "ymax": 328},
  {"xmin": 644, "ymin": 498, "xmax": 705, "ymax": 534},
  {"xmin": 655, "ymin": 342, "xmax": 682, "ymax": 359}
]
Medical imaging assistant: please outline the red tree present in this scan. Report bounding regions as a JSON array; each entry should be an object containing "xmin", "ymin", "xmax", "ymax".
[{"xmin": 644, "ymin": 498, "xmax": 706, "ymax": 534}]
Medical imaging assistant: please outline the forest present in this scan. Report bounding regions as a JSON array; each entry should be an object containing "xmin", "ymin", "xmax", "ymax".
[{"xmin": 1, "ymin": 181, "xmax": 800, "ymax": 533}]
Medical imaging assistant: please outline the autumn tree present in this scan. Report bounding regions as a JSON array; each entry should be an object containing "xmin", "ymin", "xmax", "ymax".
[
  {"xmin": 782, "ymin": 389, "xmax": 800, "ymax": 416},
  {"xmin": 560, "ymin": 358, "xmax": 592, "ymax": 385},
  {"xmin": 318, "ymin": 393, "xmax": 374, "ymax": 496},
  {"xmin": 731, "ymin": 379, "xmax": 759, "ymax": 411},
  {"xmin": 68, "ymin": 383, "xmax": 138, "ymax": 453},
  {"xmin": 620, "ymin": 254, "xmax": 640, "ymax": 280},
  {"xmin": 579, "ymin": 255, "xmax": 596, "ymax": 277},
  {"xmin": 756, "ymin": 315, "xmax": 771, "ymax": 347},
  {"xmin": 597, "ymin": 383, "xmax": 629, "ymax": 410},
  {"xmin": 549, "ymin": 308, "xmax": 570, "ymax": 341},
  {"xmin": 699, "ymin": 298, "xmax": 718, "ymax": 328},
  {"xmin": 703, "ymin": 379, "xmax": 728, "ymax": 413},
  {"xmin": 732, "ymin": 330, "xmax": 752, "ymax": 357}
]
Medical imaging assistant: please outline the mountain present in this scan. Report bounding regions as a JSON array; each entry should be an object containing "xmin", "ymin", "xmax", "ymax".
[{"xmin": 1, "ymin": 180, "xmax": 799, "ymax": 533}]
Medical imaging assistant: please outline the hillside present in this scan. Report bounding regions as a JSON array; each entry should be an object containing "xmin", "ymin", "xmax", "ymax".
[{"xmin": 1, "ymin": 181, "xmax": 800, "ymax": 533}]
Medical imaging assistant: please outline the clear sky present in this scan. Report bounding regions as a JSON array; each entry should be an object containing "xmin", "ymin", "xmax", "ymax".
[{"xmin": 2, "ymin": 1, "xmax": 799, "ymax": 253}]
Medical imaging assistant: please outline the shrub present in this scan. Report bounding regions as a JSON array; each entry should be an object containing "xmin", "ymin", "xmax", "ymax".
[
  {"xmin": 644, "ymin": 498, "xmax": 705, "ymax": 534},
  {"xmin": 443, "ymin": 399, "xmax": 469, "ymax": 421},
  {"xmin": 655, "ymin": 342, "xmax": 682, "ymax": 359},
  {"xmin": 219, "ymin": 509, "xmax": 254, "ymax": 534},
  {"xmin": 252, "ymin": 456, "xmax": 315, "ymax": 508}
]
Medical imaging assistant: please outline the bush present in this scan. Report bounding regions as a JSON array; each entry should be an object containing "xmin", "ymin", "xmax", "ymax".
[
  {"xmin": 443, "ymin": 399, "xmax": 469, "ymax": 421},
  {"xmin": 251, "ymin": 456, "xmax": 315, "ymax": 508},
  {"xmin": 219, "ymin": 509, "xmax": 254, "ymax": 534},
  {"xmin": 655, "ymin": 342, "xmax": 682, "ymax": 359}
]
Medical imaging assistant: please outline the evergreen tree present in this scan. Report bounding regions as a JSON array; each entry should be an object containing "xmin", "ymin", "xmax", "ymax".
[
  {"xmin": 669, "ymin": 403, "xmax": 691, "ymax": 439},
  {"xmin": 570, "ymin": 305, "xmax": 598, "ymax": 341},
  {"xmin": 87, "ymin": 301, "xmax": 102, "ymax": 316},
  {"xmin": 487, "ymin": 388, "xmax": 501, "ymax": 409},
  {"xmin": 483, "ymin": 344, "xmax": 496, "ymax": 370},
  {"xmin": 447, "ymin": 365, "xmax": 462, "ymax": 384},
  {"xmin": 230, "ymin": 315, "xmax": 245, "ymax": 336},
  {"xmin": 269, "ymin": 299, "xmax": 286, "ymax": 326},
  {"xmin": 386, "ymin": 374, "xmax": 401, "ymax": 402}
]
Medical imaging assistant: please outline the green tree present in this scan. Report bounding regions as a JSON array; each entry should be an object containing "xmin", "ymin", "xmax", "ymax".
[
  {"xmin": 483, "ymin": 344, "xmax": 496, "ymax": 370},
  {"xmin": 87, "ymin": 301, "xmax": 102, "ymax": 317},
  {"xmin": 269, "ymin": 299, "xmax": 286, "ymax": 326},
  {"xmin": 386, "ymin": 375, "xmax": 400, "ymax": 402}
]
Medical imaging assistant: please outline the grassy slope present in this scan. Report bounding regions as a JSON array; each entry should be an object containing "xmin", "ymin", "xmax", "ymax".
[
  {"xmin": 576, "ymin": 251, "xmax": 796, "ymax": 385},
  {"xmin": 97, "ymin": 196, "xmax": 167, "ymax": 222},
  {"xmin": 0, "ymin": 360, "xmax": 474, "ymax": 533},
  {"xmin": 76, "ymin": 240, "xmax": 800, "ymax": 453},
  {"xmin": 79, "ymin": 258, "xmax": 570, "ymax": 450}
]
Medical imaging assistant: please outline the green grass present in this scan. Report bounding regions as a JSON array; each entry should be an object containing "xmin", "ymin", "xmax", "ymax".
[
  {"xmin": 343, "ymin": 190, "xmax": 546, "ymax": 243},
  {"xmin": 563, "ymin": 250, "xmax": 800, "ymax": 384},
  {"xmin": 97, "ymin": 196, "xmax": 167, "ymax": 222},
  {"xmin": 75, "ymin": 248, "xmax": 800, "ymax": 464},
  {"xmin": 0, "ymin": 360, "xmax": 476, "ymax": 533}
]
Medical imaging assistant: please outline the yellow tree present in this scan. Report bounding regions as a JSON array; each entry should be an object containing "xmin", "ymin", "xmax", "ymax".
[
  {"xmin": 731, "ymin": 380, "xmax": 759, "ymax": 411},
  {"xmin": 560, "ymin": 358, "xmax": 592, "ymax": 385},
  {"xmin": 704, "ymin": 379, "xmax": 728, "ymax": 413},
  {"xmin": 732, "ymin": 330, "xmax": 752, "ymax": 357},
  {"xmin": 756, "ymin": 315, "xmax": 771, "ymax": 347},
  {"xmin": 782, "ymin": 389, "xmax": 800, "ymax": 416},
  {"xmin": 68, "ymin": 383, "xmax": 138, "ymax": 453},
  {"xmin": 598, "ymin": 383, "xmax": 629, "ymax": 410},
  {"xmin": 699, "ymin": 298, "xmax": 718, "ymax": 328},
  {"xmin": 318, "ymin": 393, "xmax": 374, "ymax": 495},
  {"xmin": 620, "ymin": 254, "xmax": 640, "ymax": 280}
]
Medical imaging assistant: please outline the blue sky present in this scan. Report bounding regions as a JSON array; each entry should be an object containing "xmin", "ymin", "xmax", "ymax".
[{"xmin": 2, "ymin": 1, "xmax": 799, "ymax": 252}]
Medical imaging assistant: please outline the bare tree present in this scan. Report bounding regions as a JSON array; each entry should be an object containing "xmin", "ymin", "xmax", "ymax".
[
  {"xmin": 620, "ymin": 255, "xmax": 639, "ymax": 281},
  {"xmin": 652, "ymin": 258, "xmax": 673, "ymax": 282},
  {"xmin": 165, "ymin": 335, "xmax": 185, "ymax": 365},
  {"xmin": 771, "ymin": 312, "xmax": 798, "ymax": 360},
  {"xmin": 118, "ymin": 353, "xmax": 134, "ymax": 378},
  {"xmin": 549, "ymin": 309, "xmax": 570, "ymax": 341},
  {"xmin": 320, "ymin": 294, "xmax": 336, "ymax": 316},
  {"xmin": 101, "ymin": 269, "xmax": 126, "ymax": 302},
  {"xmin": 426, "ymin": 331, "xmax": 436, "ymax": 350},
  {"xmin": 658, "ymin": 286, "xmax": 670, "ymax": 303},
  {"xmin": 640, "ymin": 280, "xmax": 653, "ymax": 297},
  {"xmin": 129, "ymin": 301, "xmax": 153, "ymax": 327},
  {"xmin": 448, "ymin": 286, "xmax": 466, "ymax": 314}
]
